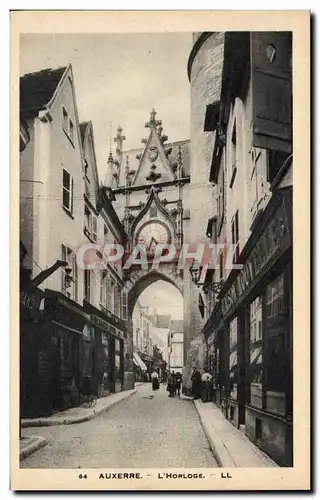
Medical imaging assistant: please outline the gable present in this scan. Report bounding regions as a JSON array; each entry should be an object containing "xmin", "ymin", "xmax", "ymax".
[
  {"xmin": 133, "ymin": 126, "xmax": 175, "ymax": 186},
  {"xmin": 81, "ymin": 122, "xmax": 100, "ymax": 209}
]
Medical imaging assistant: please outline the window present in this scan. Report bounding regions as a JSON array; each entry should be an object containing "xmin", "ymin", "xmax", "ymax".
[
  {"xmin": 109, "ymin": 277, "xmax": 115, "ymax": 313},
  {"xmin": 267, "ymin": 150, "xmax": 291, "ymax": 184},
  {"xmin": 115, "ymin": 284, "xmax": 121, "ymax": 318},
  {"xmin": 219, "ymin": 252, "xmax": 224, "ymax": 280},
  {"xmin": 84, "ymin": 204, "xmax": 98, "ymax": 242},
  {"xmin": 217, "ymin": 166, "xmax": 225, "ymax": 234},
  {"xmin": 84, "ymin": 270, "xmax": 91, "ymax": 302},
  {"xmin": 61, "ymin": 244, "xmax": 78, "ymax": 300},
  {"xmin": 231, "ymin": 211, "xmax": 240, "ymax": 263},
  {"xmin": 69, "ymin": 119, "xmax": 74, "ymax": 143},
  {"xmin": 100, "ymin": 270, "xmax": 108, "ymax": 306},
  {"xmin": 62, "ymin": 107, "xmax": 75, "ymax": 145},
  {"xmin": 62, "ymin": 169, "xmax": 73, "ymax": 213}
]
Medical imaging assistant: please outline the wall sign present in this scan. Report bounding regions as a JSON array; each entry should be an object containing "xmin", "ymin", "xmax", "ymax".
[
  {"xmin": 221, "ymin": 201, "xmax": 290, "ymax": 316},
  {"xmin": 91, "ymin": 314, "xmax": 124, "ymax": 340}
]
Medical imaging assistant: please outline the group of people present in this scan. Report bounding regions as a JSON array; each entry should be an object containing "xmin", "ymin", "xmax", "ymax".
[
  {"xmin": 150, "ymin": 366, "xmax": 212, "ymax": 401},
  {"xmin": 166, "ymin": 370, "xmax": 182, "ymax": 398},
  {"xmin": 150, "ymin": 369, "xmax": 182, "ymax": 397}
]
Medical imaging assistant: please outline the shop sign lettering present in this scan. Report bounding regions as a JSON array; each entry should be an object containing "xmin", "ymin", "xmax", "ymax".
[{"xmin": 221, "ymin": 203, "xmax": 290, "ymax": 316}]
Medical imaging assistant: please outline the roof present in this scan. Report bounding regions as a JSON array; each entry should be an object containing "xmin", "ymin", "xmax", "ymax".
[
  {"xmin": 156, "ymin": 315, "xmax": 171, "ymax": 329},
  {"xmin": 118, "ymin": 139, "xmax": 190, "ymax": 187},
  {"xmin": 20, "ymin": 66, "xmax": 67, "ymax": 118},
  {"xmin": 170, "ymin": 319, "xmax": 183, "ymax": 332}
]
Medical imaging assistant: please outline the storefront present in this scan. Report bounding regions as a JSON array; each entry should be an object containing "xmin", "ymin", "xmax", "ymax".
[
  {"xmin": 43, "ymin": 290, "xmax": 90, "ymax": 415},
  {"xmin": 20, "ymin": 286, "xmax": 45, "ymax": 418},
  {"xmin": 133, "ymin": 351, "xmax": 148, "ymax": 382},
  {"xmin": 84, "ymin": 304, "xmax": 125, "ymax": 396},
  {"xmin": 207, "ymin": 187, "xmax": 293, "ymax": 466}
]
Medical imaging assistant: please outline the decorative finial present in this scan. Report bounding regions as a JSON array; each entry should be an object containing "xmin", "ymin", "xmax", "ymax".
[
  {"xmin": 145, "ymin": 108, "xmax": 162, "ymax": 129},
  {"xmin": 107, "ymin": 151, "xmax": 114, "ymax": 164}
]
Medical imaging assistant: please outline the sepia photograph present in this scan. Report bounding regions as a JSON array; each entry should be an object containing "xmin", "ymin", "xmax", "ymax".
[{"xmin": 11, "ymin": 10, "xmax": 310, "ymax": 491}]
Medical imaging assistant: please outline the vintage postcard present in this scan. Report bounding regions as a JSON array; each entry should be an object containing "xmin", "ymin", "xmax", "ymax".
[{"xmin": 11, "ymin": 10, "xmax": 310, "ymax": 491}]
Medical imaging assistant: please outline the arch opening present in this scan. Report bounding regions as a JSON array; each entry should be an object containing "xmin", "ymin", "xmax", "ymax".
[{"xmin": 130, "ymin": 275, "xmax": 184, "ymax": 381}]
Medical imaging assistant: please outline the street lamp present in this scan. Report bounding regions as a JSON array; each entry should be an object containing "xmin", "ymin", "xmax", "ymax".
[{"xmin": 189, "ymin": 263, "xmax": 203, "ymax": 285}]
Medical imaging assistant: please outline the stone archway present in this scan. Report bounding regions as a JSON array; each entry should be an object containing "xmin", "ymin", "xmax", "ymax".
[{"xmin": 122, "ymin": 266, "xmax": 184, "ymax": 390}]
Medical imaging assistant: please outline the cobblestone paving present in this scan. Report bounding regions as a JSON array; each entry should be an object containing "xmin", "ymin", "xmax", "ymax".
[{"xmin": 21, "ymin": 384, "xmax": 217, "ymax": 468}]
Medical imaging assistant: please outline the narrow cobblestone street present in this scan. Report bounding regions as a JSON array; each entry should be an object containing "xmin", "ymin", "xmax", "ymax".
[{"xmin": 21, "ymin": 385, "xmax": 217, "ymax": 468}]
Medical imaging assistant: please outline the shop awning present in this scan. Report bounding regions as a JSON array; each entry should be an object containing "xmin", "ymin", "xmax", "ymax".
[{"xmin": 133, "ymin": 352, "xmax": 147, "ymax": 371}]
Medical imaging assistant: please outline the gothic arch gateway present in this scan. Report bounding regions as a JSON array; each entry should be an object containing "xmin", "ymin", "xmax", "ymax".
[{"xmin": 107, "ymin": 109, "xmax": 193, "ymax": 390}]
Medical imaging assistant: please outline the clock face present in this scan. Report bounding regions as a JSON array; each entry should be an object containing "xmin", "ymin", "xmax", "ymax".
[{"xmin": 136, "ymin": 221, "xmax": 170, "ymax": 249}]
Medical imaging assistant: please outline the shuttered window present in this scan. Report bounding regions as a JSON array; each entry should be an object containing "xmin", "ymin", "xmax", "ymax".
[{"xmin": 251, "ymin": 32, "xmax": 292, "ymax": 154}]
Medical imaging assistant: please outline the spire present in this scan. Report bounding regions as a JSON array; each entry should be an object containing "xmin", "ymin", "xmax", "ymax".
[
  {"xmin": 105, "ymin": 150, "xmax": 115, "ymax": 187},
  {"xmin": 145, "ymin": 108, "xmax": 162, "ymax": 129}
]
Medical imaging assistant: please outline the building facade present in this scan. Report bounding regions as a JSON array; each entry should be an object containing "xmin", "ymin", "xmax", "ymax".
[
  {"xmin": 19, "ymin": 65, "xmax": 129, "ymax": 417},
  {"xmin": 190, "ymin": 32, "xmax": 293, "ymax": 466}
]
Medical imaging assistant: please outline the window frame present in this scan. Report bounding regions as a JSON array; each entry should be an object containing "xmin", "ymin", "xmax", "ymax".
[{"xmin": 62, "ymin": 167, "xmax": 74, "ymax": 214}]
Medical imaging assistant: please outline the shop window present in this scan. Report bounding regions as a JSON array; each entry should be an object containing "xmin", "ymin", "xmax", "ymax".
[
  {"xmin": 265, "ymin": 335, "xmax": 286, "ymax": 415},
  {"xmin": 264, "ymin": 273, "xmax": 287, "ymax": 415},
  {"xmin": 249, "ymin": 296, "xmax": 263, "ymax": 408},
  {"xmin": 62, "ymin": 168, "xmax": 73, "ymax": 214},
  {"xmin": 266, "ymin": 274, "xmax": 285, "ymax": 318},
  {"xmin": 228, "ymin": 317, "xmax": 238, "ymax": 400}
]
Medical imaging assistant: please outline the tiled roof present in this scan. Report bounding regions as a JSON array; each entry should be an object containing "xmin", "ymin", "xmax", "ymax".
[{"xmin": 20, "ymin": 66, "xmax": 67, "ymax": 117}]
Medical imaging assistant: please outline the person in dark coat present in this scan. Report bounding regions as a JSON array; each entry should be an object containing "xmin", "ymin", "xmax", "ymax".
[
  {"xmin": 175, "ymin": 372, "xmax": 182, "ymax": 397},
  {"xmin": 167, "ymin": 371, "xmax": 176, "ymax": 397},
  {"xmin": 191, "ymin": 367, "xmax": 202, "ymax": 400},
  {"xmin": 151, "ymin": 370, "xmax": 159, "ymax": 391}
]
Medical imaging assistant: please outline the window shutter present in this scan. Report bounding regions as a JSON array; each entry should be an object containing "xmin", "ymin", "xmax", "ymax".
[
  {"xmin": 71, "ymin": 177, "xmax": 74, "ymax": 213},
  {"xmin": 92, "ymin": 216, "xmax": 98, "ymax": 242},
  {"xmin": 251, "ymin": 32, "xmax": 292, "ymax": 154},
  {"xmin": 122, "ymin": 289, "xmax": 128, "ymax": 320}
]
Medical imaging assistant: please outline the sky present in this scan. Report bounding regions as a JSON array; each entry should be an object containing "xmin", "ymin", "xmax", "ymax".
[
  {"xmin": 20, "ymin": 32, "xmax": 189, "ymax": 320},
  {"xmin": 136, "ymin": 281, "xmax": 183, "ymax": 320},
  {"xmin": 20, "ymin": 33, "xmax": 191, "ymax": 182}
]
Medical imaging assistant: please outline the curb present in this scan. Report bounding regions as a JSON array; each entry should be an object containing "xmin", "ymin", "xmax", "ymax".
[
  {"xmin": 193, "ymin": 400, "xmax": 235, "ymax": 468},
  {"xmin": 20, "ymin": 437, "xmax": 49, "ymax": 461},
  {"xmin": 21, "ymin": 389, "xmax": 137, "ymax": 428}
]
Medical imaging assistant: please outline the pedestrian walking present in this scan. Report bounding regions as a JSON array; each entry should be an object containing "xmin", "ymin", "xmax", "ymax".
[
  {"xmin": 175, "ymin": 372, "xmax": 182, "ymax": 396},
  {"xmin": 191, "ymin": 367, "xmax": 202, "ymax": 400},
  {"xmin": 151, "ymin": 369, "xmax": 159, "ymax": 392},
  {"xmin": 166, "ymin": 372, "xmax": 176, "ymax": 397}
]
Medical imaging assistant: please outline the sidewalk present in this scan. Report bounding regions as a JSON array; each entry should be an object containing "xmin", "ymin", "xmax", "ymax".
[
  {"xmin": 194, "ymin": 400, "xmax": 278, "ymax": 468},
  {"xmin": 21, "ymin": 388, "xmax": 137, "ymax": 428},
  {"xmin": 20, "ymin": 436, "xmax": 49, "ymax": 460}
]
